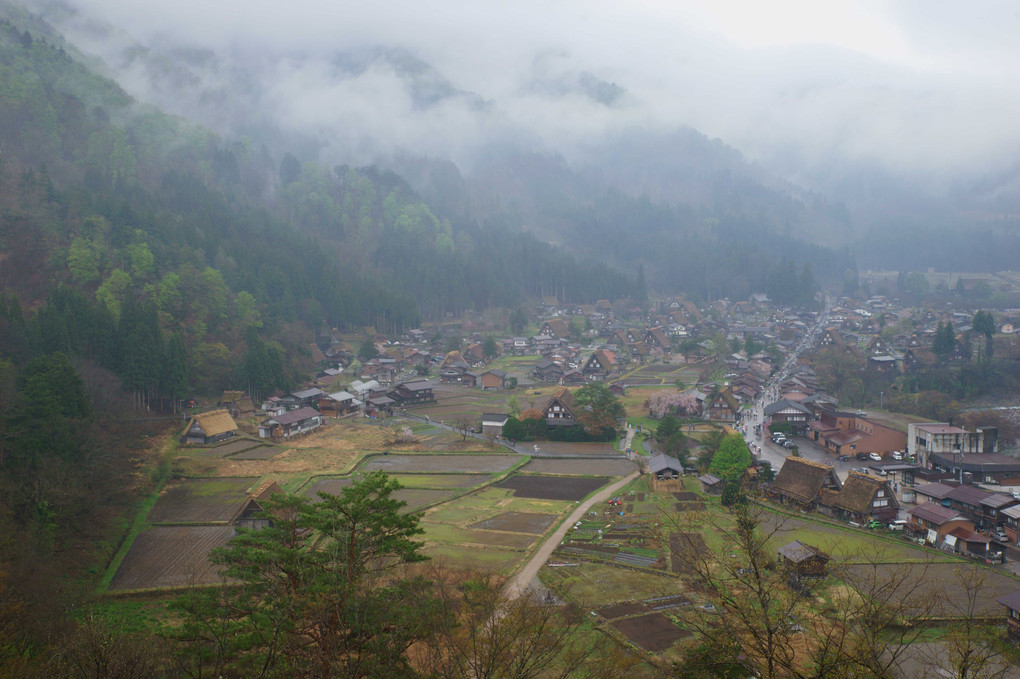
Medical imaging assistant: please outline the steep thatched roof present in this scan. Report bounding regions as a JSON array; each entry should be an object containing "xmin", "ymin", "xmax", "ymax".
[
  {"xmin": 191, "ymin": 409, "xmax": 238, "ymax": 438},
  {"xmin": 832, "ymin": 472, "xmax": 893, "ymax": 514},
  {"xmin": 770, "ymin": 457, "xmax": 841, "ymax": 505}
]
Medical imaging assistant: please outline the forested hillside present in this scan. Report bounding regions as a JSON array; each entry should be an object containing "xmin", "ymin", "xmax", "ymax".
[{"xmin": 0, "ymin": 8, "xmax": 645, "ymax": 394}]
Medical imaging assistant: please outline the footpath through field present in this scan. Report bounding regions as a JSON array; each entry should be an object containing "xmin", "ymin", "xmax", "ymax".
[{"xmin": 503, "ymin": 470, "xmax": 640, "ymax": 601}]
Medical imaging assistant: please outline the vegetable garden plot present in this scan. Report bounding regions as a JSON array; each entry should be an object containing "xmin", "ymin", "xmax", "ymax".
[
  {"xmin": 673, "ymin": 502, "xmax": 705, "ymax": 512},
  {"xmin": 610, "ymin": 613, "xmax": 691, "ymax": 652},
  {"xmin": 673, "ymin": 492, "xmax": 700, "ymax": 501},
  {"xmin": 470, "ymin": 512, "xmax": 558, "ymax": 534},
  {"xmin": 495, "ymin": 475, "xmax": 609, "ymax": 501},
  {"xmin": 148, "ymin": 477, "xmax": 259, "ymax": 523},
  {"xmin": 669, "ymin": 532, "xmax": 709, "ymax": 573},
  {"xmin": 109, "ymin": 526, "xmax": 233, "ymax": 591}
]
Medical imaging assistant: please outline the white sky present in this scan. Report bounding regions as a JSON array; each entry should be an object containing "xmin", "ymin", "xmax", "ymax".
[{"xmin": 34, "ymin": 0, "xmax": 1020, "ymax": 179}]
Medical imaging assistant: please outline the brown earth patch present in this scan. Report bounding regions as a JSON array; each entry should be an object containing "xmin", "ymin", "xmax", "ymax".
[
  {"xmin": 495, "ymin": 475, "xmax": 609, "ymax": 501},
  {"xmin": 670, "ymin": 532, "xmax": 709, "ymax": 573},
  {"xmin": 109, "ymin": 526, "xmax": 233, "ymax": 590},
  {"xmin": 611, "ymin": 613, "xmax": 691, "ymax": 652},
  {"xmin": 673, "ymin": 492, "xmax": 700, "ymax": 501},
  {"xmin": 598, "ymin": 602, "xmax": 648, "ymax": 619},
  {"xmin": 471, "ymin": 512, "xmax": 558, "ymax": 534},
  {"xmin": 521, "ymin": 458, "xmax": 637, "ymax": 476},
  {"xmin": 673, "ymin": 502, "xmax": 705, "ymax": 512},
  {"xmin": 456, "ymin": 530, "xmax": 536, "ymax": 549}
]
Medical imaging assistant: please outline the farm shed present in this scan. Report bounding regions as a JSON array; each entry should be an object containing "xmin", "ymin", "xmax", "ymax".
[
  {"xmin": 697, "ymin": 474, "xmax": 723, "ymax": 495},
  {"xmin": 480, "ymin": 413, "xmax": 509, "ymax": 438},
  {"xmin": 648, "ymin": 453, "xmax": 683, "ymax": 480},
  {"xmin": 777, "ymin": 540, "xmax": 829, "ymax": 576},
  {"xmin": 183, "ymin": 409, "xmax": 239, "ymax": 445},
  {"xmin": 997, "ymin": 590, "xmax": 1020, "ymax": 645}
]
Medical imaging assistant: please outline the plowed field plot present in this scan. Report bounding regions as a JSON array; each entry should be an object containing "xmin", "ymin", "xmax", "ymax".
[
  {"xmin": 495, "ymin": 475, "xmax": 608, "ymax": 500},
  {"xmin": 231, "ymin": 445, "xmax": 282, "ymax": 460},
  {"xmin": 670, "ymin": 532, "xmax": 709, "ymax": 573},
  {"xmin": 521, "ymin": 458, "xmax": 637, "ymax": 476},
  {"xmin": 673, "ymin": 502, "xmax": 705, "ymax": 512},
  {"xmin": 471, "ymin": 512, "xmax": 558, "ymax": 534},
  {"xmin": 109, "ymin": 526, "xmax": 233, "ymax": 590},
  {"xmin": 432, "ymin": 528, "xmax": 537, "ymax": 549},
  {"xmin": 204, "ymin": 439, "xmax": 258, "ymax": 456},
  {"xmin": 360, "ymin": 454, "xmax": 521, "ymax": 474},
  {"xmin": 615, "ymin": 553, "xmax": 658, "ymax": 567},
  {"xmin": 644, "ymin": 594, "xmax": 691, "ymax": 610},
  {"xmin": 621, "ymin": 378, "xmax": 662, "ymax": 385},
  {"xmin": 611, "ymin": 613, "xmax": 691, "ymax": 652},
  {"xmin": 148, "ymin": 477, "xmax": 258, "ymax": 523},
  {"xmin": 843, "ymin": 562, "xmax": 1019, "ymax": 618},
  {"xmin": 673, "ymin": 492, "xmax": 700, "ymax": 501},
  {"xmin": 598, "ymin": 602, "xmax": 647, "ymax": 619}
]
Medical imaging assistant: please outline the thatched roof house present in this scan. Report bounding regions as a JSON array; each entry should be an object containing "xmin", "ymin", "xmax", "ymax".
[
  {"xmin": 818, "ymin": 471, "xmax": 898, "ymax": 523},
  {"xmin": 183, "ymin": 409, "xmax": 239, "ymax": 445},
  {"xmin": 769, "ymin": 457, "xmax": 841, "ymax": 507}
]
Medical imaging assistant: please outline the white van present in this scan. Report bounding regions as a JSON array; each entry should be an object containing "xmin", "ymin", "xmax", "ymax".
[
  {"xmin": 888, "ymin": 519, "xmax": 907, "ymax": 531},
  {"xmin": 891, "ymin": 451, "xmax": 903, "ymax": 461}
]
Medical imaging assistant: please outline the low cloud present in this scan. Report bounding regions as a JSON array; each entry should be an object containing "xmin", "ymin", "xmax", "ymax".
[{"xmin": 28, "ymin": 0, "xmax": 1020, "ymax": 189}]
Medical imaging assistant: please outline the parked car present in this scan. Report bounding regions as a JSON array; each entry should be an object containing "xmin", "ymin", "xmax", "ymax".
[
  {"xmin": 888, "ymin": 520, "xmax": 907, "ymax": 531},
  {"xmin": 856, "ymin": 410, "xmax": 867, "ymax": 417},
  {"xmin": 866, "ymin": 520, "xmax": 885, "ymax": 529},
  {"xmin": 856, "ymin": 452, "xmax": 869, "ymax": 461},
  {"xmin": 838, "ymin": 455, "xmax": 850, "ymax": 462},
  {"xmin": 891, "ymin": 451, "xmax": 904, "ymax": 461},
  {"xmin": 869, "ymin": 452, "xmax": 883, "ymax": 462},
  {"xmin": 782, "ymin": 440, "xmax": 797, "ymax": 449}
]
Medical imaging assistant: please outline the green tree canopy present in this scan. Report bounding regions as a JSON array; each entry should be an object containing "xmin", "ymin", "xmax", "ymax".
[
  {"xmin": 170, "ymin": 472, "xmax": 431, "ymax": 677},
  {"xmin": 654, "ymin": 414, "xmax": 690, "ymax": 463},
  {"xmin": 573, "ymin": 383, "xmax": 624, "ymax": 435},
  {"xmin": 359, "ymin": 336, "xmax": 380, "ymax": 362},
  {"xmin": 708, "ymin": 433, "xmax": 752, "ymax": 481}
]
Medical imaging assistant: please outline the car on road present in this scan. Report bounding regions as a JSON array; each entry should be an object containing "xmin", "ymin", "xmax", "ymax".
[
  {"xmin": 868, "ymin": 452, "xmax": 882, "ymax": 462},
  {"xmin": 856, "ymin": 410, "xmax": 867, "ymax": 417}
]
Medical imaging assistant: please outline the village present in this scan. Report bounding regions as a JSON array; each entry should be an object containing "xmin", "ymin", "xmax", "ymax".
[{"xmin": 111, "ymin": 279, "xmax": 1020, "ymax": 668}]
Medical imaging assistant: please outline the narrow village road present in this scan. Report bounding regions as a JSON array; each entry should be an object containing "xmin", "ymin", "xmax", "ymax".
[{"xmin": 503, "ymin": 471, "xmax": 640, "ymax": 601}]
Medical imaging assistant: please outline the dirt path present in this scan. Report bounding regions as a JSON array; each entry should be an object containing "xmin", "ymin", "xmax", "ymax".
[{"xmin": 503, "ymin": 471, "xmax": 641, "ymax": 600}]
